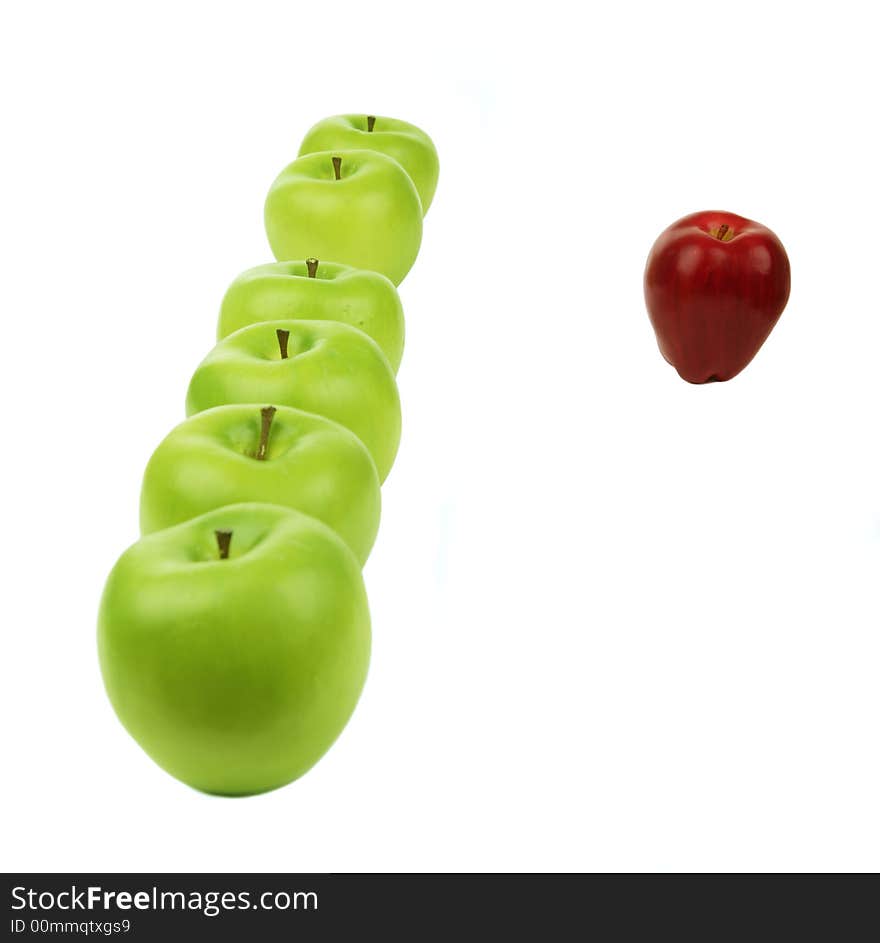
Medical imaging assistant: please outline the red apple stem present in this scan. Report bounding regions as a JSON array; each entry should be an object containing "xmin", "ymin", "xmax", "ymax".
[
  {"xmin": 332, "ymin": 156, "xmax": 342, "ymax": 180},
  {"xmin": 716, "ymin": 224, "xmax": 730, "ymax": 241},
  {"xmin": 215, "ymin": 530, "xmax": 232, "ymax": 560},
  {"xmin": 367, "ymin": 115, "xmax": 376, "ymax": 132},
  {"xmin": 256, "ymin": 406, "xmax": 277, "ymax": 461},
  {"xmin": 306, "ymin": 257, "xmax": 319, "ymax": 278},
  {"xmin": 276, "ymin": 328, "xmax": 290, "ymax": 359}
]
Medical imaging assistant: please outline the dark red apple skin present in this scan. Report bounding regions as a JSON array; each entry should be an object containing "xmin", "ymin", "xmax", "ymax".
[{"xmin": 644, "ymin": 211, "xmax": 791, "ymax": 383}]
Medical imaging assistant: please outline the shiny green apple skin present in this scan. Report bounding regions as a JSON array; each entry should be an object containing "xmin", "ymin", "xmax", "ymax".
[
  {"xmin": 217, "ymin": 259, "xmax": 405, "ymax": 373},
  {"xmin": 298, "ymin": 114, "xmax": 439, "ymax": 215},
  {"xmin": 186, "ymin": 320, "xmax": 401, "ymax": 483},
  {"xmin": 98, "ymin": 503, "xmax": 371, "ymax": 796},
  {"xmin": 264, "ymin": 149, "xmax": 422, "ymax": 286},
  {"xmin": 139, "ymin": 404, "xmax": 380, "ymax": 564}
]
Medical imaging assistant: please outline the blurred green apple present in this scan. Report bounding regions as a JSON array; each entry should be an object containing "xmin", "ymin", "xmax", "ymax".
[
  {"xmin": 299, "ymin": 114, "xmax": 439, "ymax": 214},
  {"xmin": 187, "ymin": 320, "xmax": 401, "ymax": 482},
  {"xmin": 140, "ymin": 404, "xmax": 380, "ymax": 564},
  {"xmin": 217, "ymin": 258, "xmax": 405, "ymax": 372},
  {"xmin": 98, "ymin": 503, "xmax": 371, "ymax": 796},
  {"xmin": 264, "ymin": 149, "xmax": 422, "ymax": 285}
]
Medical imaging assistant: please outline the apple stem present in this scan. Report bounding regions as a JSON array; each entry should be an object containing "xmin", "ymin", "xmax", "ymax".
[
  {"xmin": 306, "ymin": 257, "xmax": 319, "ymax": 278},
  {"xmin": 215, "ymin": 530, "xmax": 232, "ymax": 560},
  {"xmin": 276, "ymin": 328, "xmax": 290, "ymax": 359},
  {"xmin": 367, "ymin": 115, "xmax": 376, "ymax": 132},
  {"xmin": 332, "ymin": 156, "xmax": 342, "ymax": 180},
  {"xmin": 256, "ymin": 406, "xmax": 277, "ymax": 461},
  {"xmin": 716, "ymin": 224, "xmax": 730, "ymax": 241}
]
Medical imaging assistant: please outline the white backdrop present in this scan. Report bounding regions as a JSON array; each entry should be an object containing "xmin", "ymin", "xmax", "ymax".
[{"xmin": 2, "ymin": 0, "xmax": 878, "ymax": 872}]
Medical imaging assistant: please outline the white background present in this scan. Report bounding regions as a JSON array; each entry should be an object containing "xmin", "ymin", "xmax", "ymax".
[{"xmin": 2, "ymin": 0, "xmax": 878, "ymax": 872}]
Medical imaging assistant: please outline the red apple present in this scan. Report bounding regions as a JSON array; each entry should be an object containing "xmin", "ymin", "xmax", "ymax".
[{"xmin": 644, "ymin": 210, "xmax": 791, "ymax": 383}]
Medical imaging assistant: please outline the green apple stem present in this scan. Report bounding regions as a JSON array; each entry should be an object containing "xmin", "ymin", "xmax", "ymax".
[
  {"xmin": 306, "ymin": 257, "xmax": 319, "ymax": 278},
  {"xmin": 215, "ymin": 530, "xmax": 232, "ymax": 560},
  {"xmin": 366, "ymin": 115, "xmax": 376, "ymax": 132},
  {"xmin": 276, "ymin": 328, "xmax": 290, "ymax": 359},
  {"xmin": 332, "ymin": 156, "xmax": 342, "ymax": 180},
  {"xmin": 256, "ymin": 406, "xmax": 277, "ymax": 461}
]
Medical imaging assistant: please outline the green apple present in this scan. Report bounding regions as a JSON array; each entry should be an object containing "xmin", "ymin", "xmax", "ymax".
[
  {"xmin": 140, "ymin": 404, "xmax": 380, "ymax": 564},
  {"xmin": 98, "ymin": 502, "xmax": 370, "ymax": 796},
  {"xmin": 298, "ymin": 114, "xmax": 439, "ymax": 215},
  {"xmin": 217, "ymin": 258, "xmax": 405, "ymax": 373},
  {"xmin": 186, "ymin": 320, "xmax": 401, "ymax": 482},
  {"xmin": 264, "ymin": 149, "xmax": 422, "ymax": 285}
]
